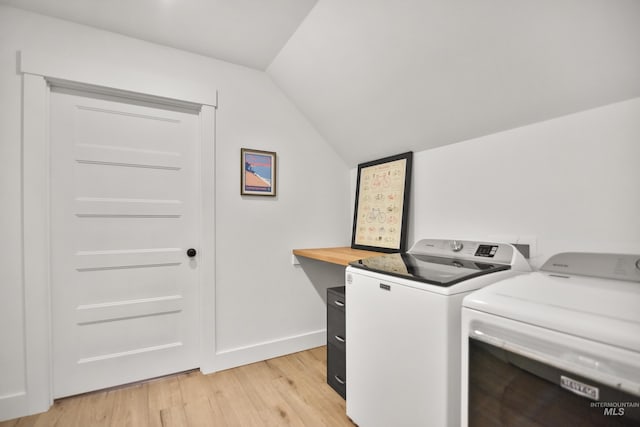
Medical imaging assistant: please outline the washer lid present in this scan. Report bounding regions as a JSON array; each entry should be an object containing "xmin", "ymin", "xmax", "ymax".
[
  {"xmin": 349, "ymin": 252, "xmax": 510, "ymax": 287},
  {"xmin": 464, "ymin": 270, "xmax": 640, "ymax": 353}
]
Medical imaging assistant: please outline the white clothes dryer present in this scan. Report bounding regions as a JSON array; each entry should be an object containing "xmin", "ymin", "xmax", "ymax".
[{"xmin": 461, "ymin": 252, "xmax": 640, "ymax": 426}]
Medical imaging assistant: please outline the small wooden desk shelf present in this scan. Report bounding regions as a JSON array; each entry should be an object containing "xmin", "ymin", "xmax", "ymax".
[{"xmin": 292, "ymin": 247, "xmax": 383, "ymax": 266}]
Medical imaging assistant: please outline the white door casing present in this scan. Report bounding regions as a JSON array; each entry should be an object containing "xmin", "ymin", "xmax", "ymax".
[
  {"xmin": 50, "ymin": 87, "xmax": 200, "ymax": 398},
  {"xmin": 19, "ymin": 51, "xmax": 216, "ymax": 417}
]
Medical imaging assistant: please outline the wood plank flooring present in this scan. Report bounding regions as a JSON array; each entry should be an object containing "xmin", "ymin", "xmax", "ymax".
[{"xmin": 0, "ymin": 346, "xmax": 354, "ymax": 427}]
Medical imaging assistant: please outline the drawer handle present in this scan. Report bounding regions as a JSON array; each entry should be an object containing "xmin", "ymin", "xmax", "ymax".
[
  {"xmin": 334, "ymin": 375, "xmax": 346, "ymax": 385},
  {"xmin": 334, "ymin": 300, "xmax": 345, "ymax": 307},
  {"xmin": 334, "ymin": 335, "xmax": 345, "ymax": 343}
]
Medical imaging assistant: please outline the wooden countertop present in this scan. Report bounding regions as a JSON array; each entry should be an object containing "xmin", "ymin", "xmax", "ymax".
[{"xmin": 292, "ymin": 246, "xmax": 384, "ymax": 266}]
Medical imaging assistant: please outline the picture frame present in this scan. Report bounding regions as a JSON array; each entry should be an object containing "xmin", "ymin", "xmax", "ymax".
[
  {"xmin": 241, "ymin": 148, "xmax": 277, "ymax": 196},
  {"xmin": 351, "ymin": 152, "xmax": 412, "ymax": 253}
]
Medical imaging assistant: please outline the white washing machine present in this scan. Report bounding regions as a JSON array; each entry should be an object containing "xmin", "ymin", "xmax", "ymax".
[
  {"xmin": 345, "ymin": 238, "xmax": 531, "ymax": 427},
  {"xmin": 461, "ymin": 252, "xmax": 640, "ymax": 426}
]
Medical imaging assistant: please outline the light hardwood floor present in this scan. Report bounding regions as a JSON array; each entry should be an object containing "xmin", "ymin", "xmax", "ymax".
[{"xmin": 1, "ymin": 346, "xmax": 355, "ymax": 427}]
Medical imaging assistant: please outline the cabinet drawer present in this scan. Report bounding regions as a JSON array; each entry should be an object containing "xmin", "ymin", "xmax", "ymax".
[
  {"xmin": 327, "ymin": 343, "xmax": 346, "ymax": 399},
  {"xmin": 327, "ymin": 305, "xmax": 346, "ymax": 351},
  {"xmin": 327, "ymin": 286, "xmax": 346, "ymax": 314}
]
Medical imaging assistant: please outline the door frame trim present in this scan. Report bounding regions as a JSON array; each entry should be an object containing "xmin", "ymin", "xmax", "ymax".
[{"xmin": 20, "ymin": 50, "xmax": 217, "ymax": 415}]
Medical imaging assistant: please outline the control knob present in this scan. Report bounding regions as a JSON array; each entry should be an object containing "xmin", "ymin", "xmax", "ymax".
[{"xmin": 450, "ymin": 240, "xmax": 464, "ymax": 252}]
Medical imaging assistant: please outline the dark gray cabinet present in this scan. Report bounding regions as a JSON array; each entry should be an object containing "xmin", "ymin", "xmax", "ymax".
[{"xmin": 327, "ymin": 286, "xmax": 346, "ymax": 399}]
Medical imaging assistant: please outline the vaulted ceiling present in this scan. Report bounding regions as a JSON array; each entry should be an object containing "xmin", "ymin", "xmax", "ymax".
[
  {"xmin": 0, "ymin": 0, "xmax": 318, "ymax": 70},
  {"xmin": 268, "ymin": 0, "xmax": 640, "ymax": 165},
  {"xmin": 3, "ymin": 0, "xmax": 640, "ymax": 166}
]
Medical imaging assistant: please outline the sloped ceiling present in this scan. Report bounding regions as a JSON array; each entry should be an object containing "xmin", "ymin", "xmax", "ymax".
[
  {"xmin": 0, "ymin": 0, "xmax": 318, "ymax": 70},
  {"xmin": 268, "ymin": 0, "xmax": 640, "ymax": 166},
  {"xmin": 3, "ymin": 0, "xmax": 640, "ymax": 166}
]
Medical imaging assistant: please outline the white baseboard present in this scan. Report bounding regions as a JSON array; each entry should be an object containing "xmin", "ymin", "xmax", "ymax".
[
  {"xmin": 202, "ymin": 329, "xmax": 326, "ymax": 374},
  {"xmin": 0, "ymin": 392, "xmax": 28, "ymax": 422},
  {"xmin": 1, "ymin": 331, "xmax": 326, "ymax": 421}
]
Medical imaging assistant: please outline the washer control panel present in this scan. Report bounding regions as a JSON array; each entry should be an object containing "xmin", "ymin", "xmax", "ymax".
[
  {"xmin": 474, "ymin": 245, "xmax": 499, "ymax": 258},
  {"xmin": 410, "ymin": 239, "xmax": 516, "ymax": 265}
]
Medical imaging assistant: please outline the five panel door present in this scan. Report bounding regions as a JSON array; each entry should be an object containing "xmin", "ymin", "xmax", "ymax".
[{"xmin": 50, "ymin": 87, "xmax": 200, "ymax": 398}]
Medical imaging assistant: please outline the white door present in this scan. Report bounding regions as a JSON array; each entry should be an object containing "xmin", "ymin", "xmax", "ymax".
[{"xmin": 50, "ymin": 87, "xmax": 200, "ymax": 398}]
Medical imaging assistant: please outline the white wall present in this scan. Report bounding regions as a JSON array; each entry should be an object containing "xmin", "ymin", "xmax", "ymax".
[
  {"xmin": 405, "ymin": 98, "xmax": 640, "ymax": 267},
  {"xmin": 0, "ymin": 5, "xmax": 350, "ymax": 419}
]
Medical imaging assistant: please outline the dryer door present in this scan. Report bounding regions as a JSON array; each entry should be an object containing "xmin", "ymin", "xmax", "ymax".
[
  {"xmin": 462, "ymin": 313, "xmax": 640, "ymax": 427},
  {"xmin": 469, "ymin": 337, "xmax": 640, "ymax": 426}
]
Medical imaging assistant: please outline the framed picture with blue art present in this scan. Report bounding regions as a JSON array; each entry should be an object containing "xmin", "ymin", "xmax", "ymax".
[{"xmin": 241, "ymin": 148, "xmax": 277, "ymax": 196}]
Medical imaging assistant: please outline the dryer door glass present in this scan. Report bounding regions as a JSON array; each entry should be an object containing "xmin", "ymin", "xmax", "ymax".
[{"xmin": 468, "ymin": 338, "xmax": 640, "ymax": 426}]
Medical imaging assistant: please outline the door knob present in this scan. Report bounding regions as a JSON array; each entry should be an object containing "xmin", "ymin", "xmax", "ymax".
[{"xmin": 187, "ymin": 248, "xmax": 197, "ymax": 258}]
